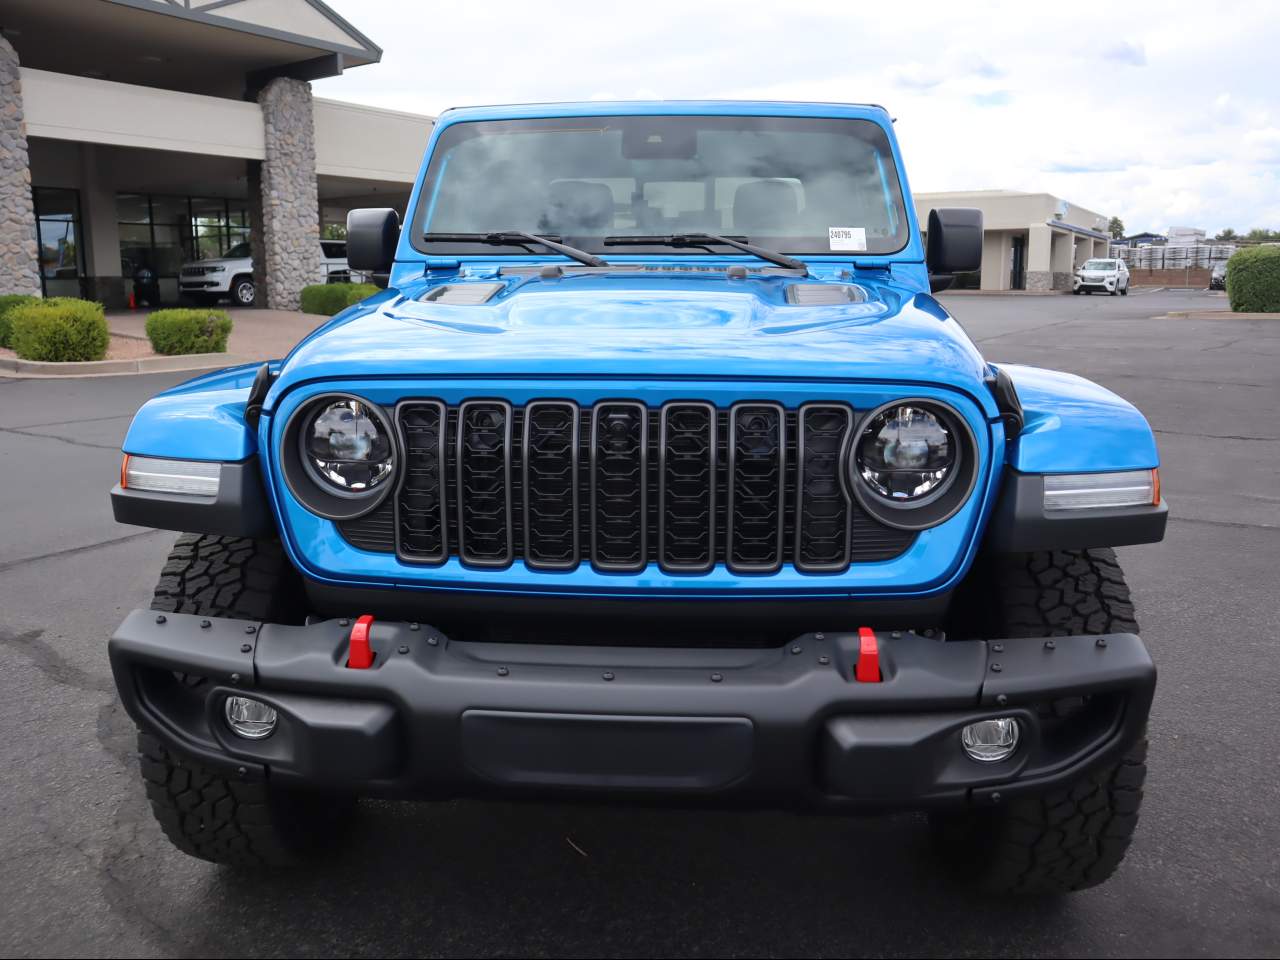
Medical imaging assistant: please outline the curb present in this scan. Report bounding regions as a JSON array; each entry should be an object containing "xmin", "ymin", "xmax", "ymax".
[{"xmin": 0, "ymin": 352, "xmax": 249, "ymax": 378}]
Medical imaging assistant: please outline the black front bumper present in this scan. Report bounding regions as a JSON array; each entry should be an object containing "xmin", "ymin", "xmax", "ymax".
[{"xmin": 109, "ymin": 611, "xmax": 1154, "ymax": 810}]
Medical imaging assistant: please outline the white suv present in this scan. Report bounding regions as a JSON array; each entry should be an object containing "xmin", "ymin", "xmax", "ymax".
[
  {"xmin": 179, "ymin": 240, "xmax": 353, "ymax": 306},
  {"xmin": 1073, "ymin": 258, "xmax": 1130, "ymax": 296}
]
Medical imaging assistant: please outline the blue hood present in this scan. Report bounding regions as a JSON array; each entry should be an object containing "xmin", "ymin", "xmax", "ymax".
[{"xmin": 271, "ymin": 271, "xmax": 996, "ymax": 415}]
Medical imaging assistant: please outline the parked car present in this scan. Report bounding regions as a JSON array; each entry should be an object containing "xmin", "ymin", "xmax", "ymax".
[
  {"xmin": 1210, "ymin": 260, "xmax": 1227, "ymax": 290},
  {"xmin": 110, "ymin": 101, "xmax": 1165, "ymax": 894},
  {"xmin": 179, "ymin": 240, "xmax": 353, "ymax": 305},
  {"xmin": 1073, "ymin": 257, "xmax": 1130, "ymax": 295}
]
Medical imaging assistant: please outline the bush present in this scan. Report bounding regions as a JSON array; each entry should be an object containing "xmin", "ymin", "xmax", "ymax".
[
  {"xmin": 145, "ymin": 308, "xmax": 233, "ymax": 355},
  {"xmin": 10, "ymin": 299, "xmax": 108, "ymax": 362},
  {"xmin": 1226, "ymin": 245, "xmax": 1280, "ymax": 313},
  {"xmin": 300, "ymin": 282, "xmax": 380, "ymax": 316},
  {"xmin": 0, "ymin": 294, "xmax": 40, "ymax": 348}
]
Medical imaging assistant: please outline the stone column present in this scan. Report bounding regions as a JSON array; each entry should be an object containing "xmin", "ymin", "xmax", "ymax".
[
  {"xmin": 252, "ymin": 77, "xmax": 321, "ymax": 309},
  {"xmin": 0, "ymin": 36, "xmax": 41, "ymax": 297},
  {"xmin": 1050, "ymin": 231, "xmax": 1074, "ymax": 290},
  {"xmin": 1026, "ymin": 223, "xmax": 1053, "ymax": 292}
]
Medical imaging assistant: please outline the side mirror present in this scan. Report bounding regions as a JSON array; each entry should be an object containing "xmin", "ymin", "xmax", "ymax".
[
  {"xmin": 926, "ymin": 207, "xmax": 983, "ymax": 293},
  {"xmin": 347, "ymin": 208, "xmax": 401, "ymax": 274}
]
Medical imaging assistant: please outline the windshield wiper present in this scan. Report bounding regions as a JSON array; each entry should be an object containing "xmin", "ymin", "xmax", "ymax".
[
  {"xmin": 423, "ymin": 231, "xmax": 608, "ymax": 267},
  {"xmin": 604, "ymin": 233, "xmax": 808, "ymax": 273}
]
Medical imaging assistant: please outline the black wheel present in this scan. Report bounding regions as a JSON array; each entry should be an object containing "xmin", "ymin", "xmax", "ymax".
[
  {"xmin": 231, "ymin": 275, "xmax": 256, "ymax": 307},
  {"xmin": 1110, "ymin": 285, "xmax": 1118, "ymax": 296},
  {"xmin": 138, "ymin": 534, "xmax": 349, "ymax": 866},
  {"xmin": 1121, "ymin": 284, "xmax": 1129, "ymax": 296},
  {"xmin": 1072, "ymin": 288, "xmax": 1080, "ymax": 295},
  {"xmin": 935, "ymin": 548, "xmax": 1148, "ymax": 894}
]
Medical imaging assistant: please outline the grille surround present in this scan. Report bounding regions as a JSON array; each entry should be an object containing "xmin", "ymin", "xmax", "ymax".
[{"xmin": 344, "ymin": 397, "xmax": 918, "ymax": 573}]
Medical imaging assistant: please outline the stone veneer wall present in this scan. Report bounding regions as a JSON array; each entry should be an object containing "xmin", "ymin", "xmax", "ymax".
[
  {"xmin": 1025, "ymin": 270, "xmax": 1054, "ymax": 292},
  {"xmin": 252, "ymin": 78, "xmax": 321, "ymax": 310},
  {"xmin": 0, "ymin": 36, "xmax": 41, "ymax": 297}
]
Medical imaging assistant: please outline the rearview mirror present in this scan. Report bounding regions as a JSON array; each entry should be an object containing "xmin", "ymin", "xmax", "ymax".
[
  {"xmin": 926, "ymin": 207, "xmax": 983, "ymax": 292},
  {"xmin": 347, "ymin": 208, "xmax": 401, "ymax": 274}
]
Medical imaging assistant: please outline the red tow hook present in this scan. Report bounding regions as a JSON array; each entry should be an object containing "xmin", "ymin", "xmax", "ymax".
[
  {"xmin": 347, "ymin": 614, "xmax": 375, "ymax": 669},
  {"xmin": 855, "ymin": 626, "xmax": 881, "ymax": 682}
]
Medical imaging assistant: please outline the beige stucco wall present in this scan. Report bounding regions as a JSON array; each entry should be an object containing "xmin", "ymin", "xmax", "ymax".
[
  {"xmin": 20, "ymin": 68, "xmax": 432, "ymax": 185},
  {"xmin": 915, "ymin": 190, "xmax": 1109, "ymax": 236}
]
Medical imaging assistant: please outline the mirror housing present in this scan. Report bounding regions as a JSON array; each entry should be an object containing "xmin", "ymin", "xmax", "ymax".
[
  {"xmin": 926, "ymin": 208, "xmax": 983, "ymax": 292},
  {"xmin": 347, "ymin": 208, "xmax": 401, "ymax": 274}
]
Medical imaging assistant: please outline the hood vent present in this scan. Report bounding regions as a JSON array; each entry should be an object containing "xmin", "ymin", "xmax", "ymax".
[
  {"xmin": 420, "ymin": 283, "xmax": 504, "ymax": 305},
  {"xmin": 785, "ymin": 284, "xmax": 866, "ymax": 305}
]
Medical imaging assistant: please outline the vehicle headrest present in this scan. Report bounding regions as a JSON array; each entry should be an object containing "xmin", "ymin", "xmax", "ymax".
[
  {"xmin": 733, "ymin": 180, "xmax": 800, "ymax": 234},
  {"xmin": 547, "ymin": 180, "xmax": 615, "ymax": 232}
]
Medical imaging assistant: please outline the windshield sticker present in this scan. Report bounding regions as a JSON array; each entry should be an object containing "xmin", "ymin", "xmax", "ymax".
[{"xmin": 829, "ymin": 227, "xmax": 867, "ymax": 252}]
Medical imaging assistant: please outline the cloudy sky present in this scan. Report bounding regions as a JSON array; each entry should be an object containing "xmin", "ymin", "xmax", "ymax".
[{"xmin": 315, "ymin": 0, "xmax": 1279, "ymax": 237}]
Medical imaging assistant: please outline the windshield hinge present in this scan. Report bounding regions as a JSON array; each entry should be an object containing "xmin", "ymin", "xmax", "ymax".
[{"xmin": 424, "ymin": 257, "xmax": 461, "ymax": 272}]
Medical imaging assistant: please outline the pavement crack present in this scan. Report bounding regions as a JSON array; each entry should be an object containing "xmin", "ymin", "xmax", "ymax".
[
  {"xmin": 0, "ymin": 528, "xmax": 167, "ymax": 574},
  {"xmin": 0, "ymin": 627, "xmax": 114, "ymax": 695},
  {"xmin": 0, "ymin": 424, "xmax": 122, "ymax": 450},
  {"xmin": 1168, "ymin": 516, "xmax": 1279, "ymax": 532},
  {"xmin": 1154, "ymin": 428, "xmax": 1279, "ymax": 442},
  {"xmin": 10, "ymin": 412, "xmax": 134, "ymax": 430}
]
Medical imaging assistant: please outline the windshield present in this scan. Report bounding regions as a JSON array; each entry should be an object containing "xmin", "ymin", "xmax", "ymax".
[
  {"xmin": 413, "ymin": 115, "xmax": 910, "ymax": 257},
  {"xmin": 223, "ymin": 242, "xmax": 251, "ymax": 259},
  {"xmin": 1083, "ymin": 259, "xmax": 1117, "ymax": 271}
]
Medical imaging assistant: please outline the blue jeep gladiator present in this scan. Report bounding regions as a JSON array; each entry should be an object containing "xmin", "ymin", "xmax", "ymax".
[{"xmin": 109, "ymin": 101, "xmax": 1166, "ymax": 894}]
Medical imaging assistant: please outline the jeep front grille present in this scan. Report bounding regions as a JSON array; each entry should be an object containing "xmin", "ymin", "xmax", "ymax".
[{"xmin": 337, "ymin": 399, "xmax": 916, "ymax": 573}]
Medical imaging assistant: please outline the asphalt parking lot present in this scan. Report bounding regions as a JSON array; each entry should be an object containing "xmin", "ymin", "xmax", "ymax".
[{"xmin": 0, "ymin": 288, "xmax": 1277, "ymax": 958}]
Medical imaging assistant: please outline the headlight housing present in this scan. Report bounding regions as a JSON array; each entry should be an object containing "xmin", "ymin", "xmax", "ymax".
[
  {"xmin": 850, "ymin": 399, "xmax": 977, "ymax": 530},
  {"xmin": 281, "ymin": 394, "xmax": 397, "ymax": 520}
]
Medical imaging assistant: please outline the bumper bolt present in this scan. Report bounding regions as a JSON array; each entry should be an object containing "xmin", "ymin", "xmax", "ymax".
[
  {"xmin": 497, "ymin": 666, "xmax": 509, "ymax": 677},
  {"xmin": 990, "ymin": 792, "xmax": 1002, "ymax": 804},
  {"xmin": 409, "ymin": 622, "xmax": 420, "ymax": 631},
  {"xmin": 791, "ymin": 645, "xmax": 802, "ymax": 655},
  {"xmin": 991, "ymin": 642, "xmax": 1004, "ymax": 653},
  {"xmin": 1096, "ymin": 637, "xmax": 1108, "ymax": 648},
  {"xmin": 230, "ymin": 672, "xmax": 241, "ymax": 684},
  {"xmin": 244, "ymin": 625, "xmax": 256, "ymax": 635},
  {"xmin": 815, "ymin": 632, "xmax": 825, "ymax": 641},
  {"xmin": 818, "ymin": 655, "xmax": 830, "ymax": 665},
  {"xmin": 427, "ymin": 636, "xmax": 439, "ymax": 646},
  {"xmin": 200, "ymin": 619, "xmax": 211, "ymax": 629},
  {"xmin": 891, "ymin": 630, "xmax": 902, "ymax": 639},
  {"xmin": 602, "ymin": 671, "xmax": 615, "ymax": 681},
  {"xmin": 237, "ymin": 766, "xmax": 247, "ymax": 778},
  {"xmin": 398, "ymin": 645, "xmax": 410, "ymax": 655},
  {"xmin": 990, "ymin": 662, "xmax": 1002, "ymax": 673},
  {"xmin": 1044, "ymin": 639, "xmax": 1056, "ymax": 650},
  {"xmin": 239, "ymin": 643, "xmax": 252, "ymax": 653},
  {"xmin": 338, "ymin": 618, "xmax": 349, "ymax": 627},
  {"xmin": 711, "ymin": 673, "xmax": 723, "ymax": 683},
  {"xmin": 996, "ymin": 693, "xmax": 1008, "ymax": 706},
  {"xmin": 154, "ymin": 614, "xmax": 166, "ymax": 625}
]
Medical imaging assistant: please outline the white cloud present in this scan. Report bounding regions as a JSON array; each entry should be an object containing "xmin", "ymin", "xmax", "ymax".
[{"xmin": 315, "ymin": 0, "xmax": 1280, "ymax": 236}]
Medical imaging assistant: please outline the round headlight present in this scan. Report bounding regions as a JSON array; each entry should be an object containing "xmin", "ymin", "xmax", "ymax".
[
  {"xmin": 304, "ymin": 398, "xmax": 394, "ymax": 493},
  {"xmin": 856, "ymin": 404, "xmax": 956, "ymax": 502}
]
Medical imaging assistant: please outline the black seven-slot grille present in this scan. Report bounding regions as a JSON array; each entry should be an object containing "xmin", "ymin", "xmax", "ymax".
[{"xmin": 336, "ymin": 400, "xmax": 917, "ymax": 573}]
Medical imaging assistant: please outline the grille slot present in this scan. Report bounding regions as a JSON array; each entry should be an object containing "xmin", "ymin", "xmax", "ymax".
[
  {"xmin": 522, "ymin": 401, "xmax": 580, "ymax": 569},
  {"xmin": 726, "ymin": 403, "xmax": 787, "ymax": 573},
  {"xmin": 590, "ymin": 401, "xmax": 648, "ymax": 572},
  {"xmin": 795, "ymin": 404, "xmax": 854, "ymax": 571},
  {"xmin": 456, "ymin": 400, "xmax": 513, "ymax": 567},
  {"xmin": 659, "ymin": 402, "xmax": 716, "ymax": 572},
  {"xmin": 349, "ymin": 398, "xmax": 917, "ymax": 570}
]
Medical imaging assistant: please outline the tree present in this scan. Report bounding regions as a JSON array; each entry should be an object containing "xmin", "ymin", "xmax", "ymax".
[
  {"xmin": 321, "ymin": 222, "xmax": 347, "ymax": 240},
  {"xmin": 1215, "ymin": 228, "xmax": 1239, "ymax": 242},
  {"xmin": 1108, "ymin": 216, "xmax": 1125, "ymax": 239}
]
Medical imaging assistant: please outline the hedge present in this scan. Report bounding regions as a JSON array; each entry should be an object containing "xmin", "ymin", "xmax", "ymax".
[
  {"xmin": 9, "ymin": 299, "xmax": 108, "ymax": 362},
  {"xmin": 0, "ymin": 294, "xmax": 40, "ymax": 348},
  {"xmin": 300, "ymin": 282, "xmax": 379, "ymax": 316},
  {"xmin": 1226, "ymin": 245, "xmax": 1280, "ymax": 313},
  {"xmin": 145, "ymin": 308, "xmax": 233, "ymax": 355}
]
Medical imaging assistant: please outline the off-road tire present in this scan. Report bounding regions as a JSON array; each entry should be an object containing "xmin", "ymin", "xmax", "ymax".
[
  {"xmin": 136, "ymin": 534, "xmax": 348, "ymax": 866},
  {"xmin": 934, "ymin": 548, "xmax": 1149, "ymax": 894}
]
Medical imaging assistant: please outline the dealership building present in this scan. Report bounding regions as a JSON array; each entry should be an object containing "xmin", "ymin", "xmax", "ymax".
[
  {"xmin": 0, "ymin": 0, "xmax": 433, "ymax": 309},
  {"xmin": 915, "ymin": 190, "xmax": 1113, "ymax": 292}
]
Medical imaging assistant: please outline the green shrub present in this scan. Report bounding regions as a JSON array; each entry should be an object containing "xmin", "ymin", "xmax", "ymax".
[
  {"xmin": 145, "ymin": 308, "xmax": 233, "ymax": 355},
  {"xmin": 1226, "ymin": 245, "xmax": 1280, "ymax": 313},
  {"xmin": 0, "ymin": 294, "xmax": 40, "ymax": 348},
  {"xmin": 300, "ymin": 282, "xmax": 380, "ymax": 316},
  {"xmin": 10, "ymin": 299, "xmax": 108, "ymax": 362}
]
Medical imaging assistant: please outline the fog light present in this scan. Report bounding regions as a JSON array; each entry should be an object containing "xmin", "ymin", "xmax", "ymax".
[
  {"xmin": 224, "ymin": 696, "xmax": 277, "ymax": 740},
  {"xmin": 961, "ymin": 717, "xmax": 1019, "ymax": 762}
]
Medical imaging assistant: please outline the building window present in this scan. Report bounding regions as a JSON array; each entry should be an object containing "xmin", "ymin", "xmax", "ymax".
[
  {"xmin": 33, "ymin": 187, "xmax": 84, "ymax": 298},
  {"xmin": 116, "ymin": 194, "xmax": 252, "ymax": 304}
]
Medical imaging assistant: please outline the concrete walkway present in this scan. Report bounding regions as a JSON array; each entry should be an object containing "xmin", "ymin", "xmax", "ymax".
[{"xmin": 107, "ymin": 307, "xmax": 331, "ymax": 362}]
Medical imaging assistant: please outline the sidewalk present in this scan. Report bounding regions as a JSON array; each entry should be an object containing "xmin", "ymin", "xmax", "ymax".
[{"xmin": 1158, "ymin": 309, "xmax": 1280, "ymax": 320}]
